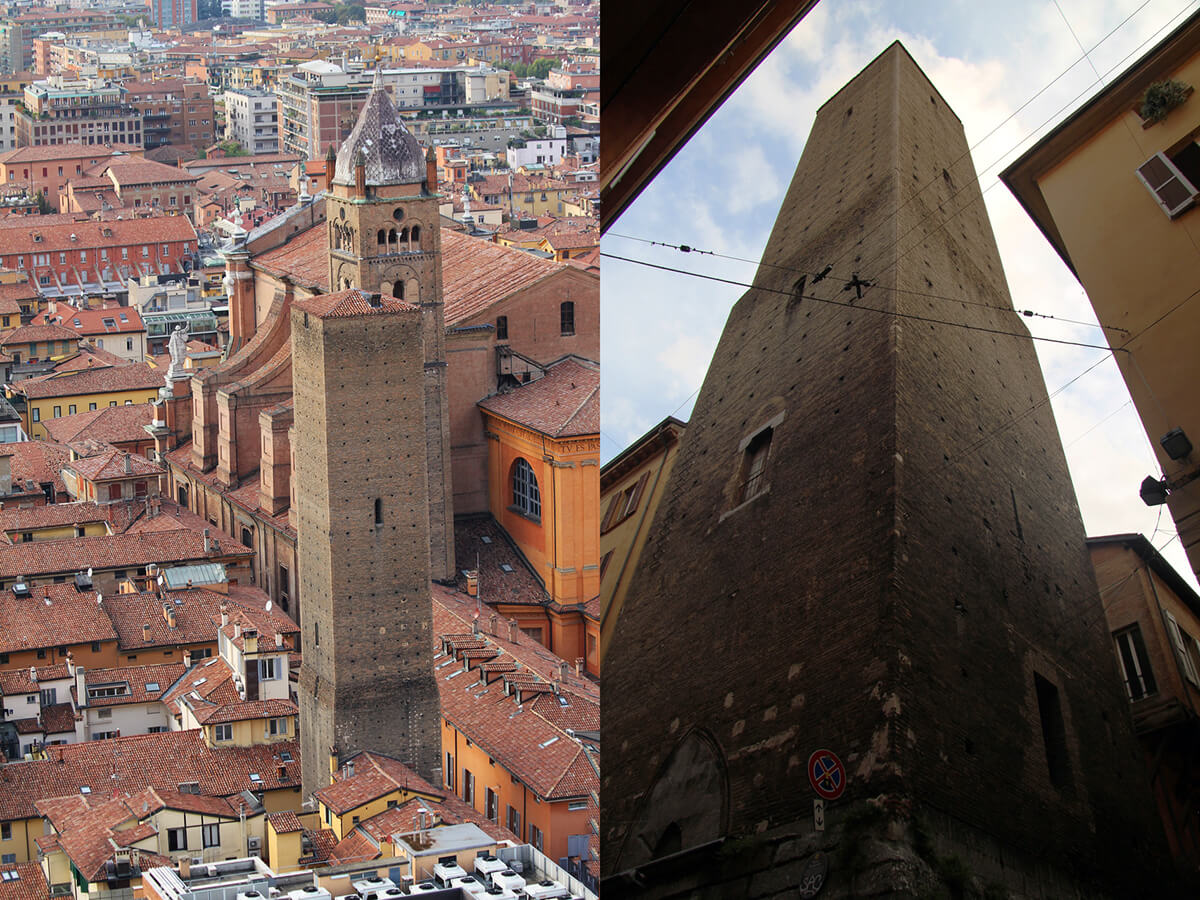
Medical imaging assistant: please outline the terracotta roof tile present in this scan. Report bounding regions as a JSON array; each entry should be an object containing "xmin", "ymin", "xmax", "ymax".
[
  {"xmin": 36, "ymin": 304, "xmax": 146, "ymax": 335},
  {"xmin": 0, "ymin": 729, "xmax": 300, "ymax": 823},
  {"xmin": 191, "ymin": 697, "xmax": 297, "ymax": 725},
  {"xmin": 441, "ymin": 229, "xmax": 560, "ymax": 326},
  {"xmin": 81, "ymin": 662, "xmax": 186, "ymax": 708},
  {"xmin": 267, "ymin": 810, "xmax": 304, "ymax": 834},
  {"xmin": 101, "ymin": 584, "xmax": 293, "ymax": 652},
  {"xmin": 40, "ymin": 701, "xmax": 77, "ymax": 735},
  {"xmin": 478, "ymin": 357, "xmax": 598, "ymax": 437},
  {"xmin": 1, "ymin": 439, "xmax": 70, "ymax": 496},
  {"xmin": 161, "ymin": 657, "xmax": 239, "ymax": 716},
  {"xmin": 0, "ymin": 215, "xmax": 196, "ymax": 257},
  {"xmin": 0, "ymin": 529, "xmax": 250, "ymax": 581},
  {"xmin": 293, "ymin": 287, "xmax": 419, "ymax": 319},
  {"xmin": 42, "ymin": 402, "xmax": 155, "ymax": 446},
  {"xmin": 0, "ymin": 583, "xmax": 116, "ymax": 655},
  {"xmin": 0, "ymin": 861, "xmax": 49, "ymax": 900},
  {"xmin": 0, "ymin": 501, "xmax": 114, "ymax": 535},
  {"xmin": 432, "ymin": 588, "xmax": 598, "ymax": 801},
  {"xmin": 252, "ymin": 225, "xmax": 328, "ymax": 290},
  {"xmin": 14, "ymin": 362, "xmax": 162, "ymax": 399},
  {"xmin": 0, "ymin": 323, "xmax": 79, "ymax": 347},
  {"xmin": 0, "ymin": 663, "xmax": 69, "ymax": 694},
  {"xmin": 66, "ymin": 447, "xmax": 163, "ymax": 482}
]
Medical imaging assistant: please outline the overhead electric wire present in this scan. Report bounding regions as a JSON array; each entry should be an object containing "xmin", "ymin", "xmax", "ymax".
[
  {"xmin": 605, "ymin": 233, "xmax": 1127, "ymax": 334},
  {"xmin": 600, "ymin": 250, "xmax": 1123, "ymax": 352}
]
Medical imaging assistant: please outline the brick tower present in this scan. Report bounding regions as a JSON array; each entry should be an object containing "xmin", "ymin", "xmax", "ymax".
[
  {"xmin": 602, "ymin": 44, "xmax": 1169, "ymax": 897},
  {"xmin": 293, "ymin": 287, "xmax": 441, "ymax": 795},
  {"xmin": 324, "ymin": 76, "xmax": 455, "ymax": 583}
]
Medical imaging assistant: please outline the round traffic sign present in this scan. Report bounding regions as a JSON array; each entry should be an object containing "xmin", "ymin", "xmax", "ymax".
[{"xmin": 808, "ymin": 749, "xmax": 846, "ymax": 800}]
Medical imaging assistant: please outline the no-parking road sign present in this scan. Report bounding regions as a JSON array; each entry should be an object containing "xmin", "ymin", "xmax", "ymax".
[{"xmin": 808, "ymin": 749, "xmax": 846, "ymax": 800}]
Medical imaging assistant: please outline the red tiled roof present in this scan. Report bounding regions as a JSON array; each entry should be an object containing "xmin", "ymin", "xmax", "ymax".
[
  {"xmin": 41, "ymin": 402, "xmax": 155, "ymax": 446},
  {"xmin": 0, "ymin": 729, "xmax": 300, "ymax": 823},
  {"xmin": 252, "ymin": 224, "xmax": 329, "ymax": 290},
  {"xmin": 0, "ymin": 500, "xmax": 113, "ymax": 535},
  {"xmin": 432, "ymin": 587, "xmax": 598, "ymax": 801},
  {"xmin": 15, "ymin": 362, "xmax": 162, "ymax": 400},
  {"xmin": 52, "ymin": 345, "xmax": 131, "ymax": 372},
  {"xmin": 81, "ymin": 662, "xmax": 185, "ymax": 708},
  {"xmin": 37, "ymin": 304, "xmax": 146, "ymax": 335},
  {"xmin": 2, "ymin": 439, "xmax": 70, "ymax": 496},
  {"xmin": 478, "ymin": 357, "xmax": 598, "ymax": 437},
  {"xmin": 191, "ymin": 697, "xmax": 296, "ymax": 724},
  {"xmin": 0, "ymin": 862, "xmax": 48, "ymax": 900},
  {"xmin": 0, "ymin": 583, "xmax": 116, "ymax": 655},
  {"xmin": 0, "ymin": 663, "xmax": 69, "ymax": 694},
  {"xmin": 441, "ymin": 229, "xmax": 560, "ymax": 326},
  {"xmin": 0, "ymin": 143, "xmax": 134, "ymax": 164},
  {"xmin": 161, "ymin": 657, "xmax": 239, "ymax": 716},
  {"xmin": 267, "ymin": 810, "xmax": 304, "ymax": 834},
  {"xmin": 101, "ymin": 584, "xmax": 292, "ymax": 652},
  {"xmin": 66, "ymin": 447, "xmax": 163, "ymax": 482},
  {"xmin": 98, "ymin": 159, "xmax": 200, "ymax": 187},
  {"xmin": 0, "ymin": 323, "xmax": 79, "ymax": 347},
  {"xmin": 315, "ymin": 751, "xmax": 442, "ymax": 814},
  {"xmin": 0, "ymin": 528, "xmax": 251, "ymax": 580},
  {"xmin": 40, "ymin": 701, "xmax": 77, "ymax": 735},
  {"xmin": 0, "ymin": 215, "xmax": 196, "ymax": 256},
  {"xmin": 292, "ymin": 287, "xmax": 419, "ymax": 319},
  {"xmin": 0, "ymin": 281, "xmax": 38, "ymax": 306}
]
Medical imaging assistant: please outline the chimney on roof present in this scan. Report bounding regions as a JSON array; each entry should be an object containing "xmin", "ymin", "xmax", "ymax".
[
  {"xmin": 425, "ymin": 146, "xmax": 437, "ymax": 195},
  {"xmin": 275, "ymin": 632, "xmax": 283, "ymax": 648},
  {"xmin": 142, "ymin": 623, "xmax": 151, "ymax": 642},
  {"xmin": 575, "ymin": 657, "xmax": 584, "ymax": 677},
  {"xmin": 508, "ymin": 618, "xmax": 518, "ymax": 642},
  {"xmin": 243, "ymin": 629, "xmax": 258, "ymax": 653},
  {"xmin": 0, "ymin": 453, "xmax": 10, "ymax": 496},
  {"xmin": 471, "ymin": 615, "xmax": 480, "ymax": 636},
  {"xmin": 182, "ymin": 649, "xmax": 191, "ymax": 668},
  {"xmin": 202, "ymin": 528, "xmax": 210, "ymax": 553},
  {"xmin": 559, "ymin": 660, "xmax": 568, "ymax": 680},
  {"xmin": 179, "ymin": 857, "xmax": 190, "ymax": 879},
  {"xmin": 164, "ymin": 603, "xmax": 176, "ymax": 629},
  {"xmin": 124, "ymin": 454, "xmax": 132, "ymax": 475},
  {"xmin": 277, "ymin": 763, "xmax": 287, "ymax": 780},
  {"xmin": 220, "ymin": 605, "xmax": 229, "ymax": 627},
  {"xmin": 466, "ymin": 570, "xmax": 478, "ymax": 597},
  {"xmin": 489, "ymin": 613, "xmax": 498, "ymax": 635}
]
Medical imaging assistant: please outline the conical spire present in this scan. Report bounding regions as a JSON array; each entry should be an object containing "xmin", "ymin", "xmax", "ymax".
[{"xmin": 333, "ymin": 76, "xmax": 425, "ymax": 187}]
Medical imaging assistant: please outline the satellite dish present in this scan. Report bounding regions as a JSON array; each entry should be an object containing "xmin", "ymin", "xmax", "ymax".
[
  {"xmin": 265, "ymin": 600, "xmax": 272, "ymax": 612},
  {"xmin": 157, "ymin": 575, "xmax": 164, "ymax": 586},
  {"xmin": 87, "ymin": 567, "xmax": 93, "ymax": 578}
]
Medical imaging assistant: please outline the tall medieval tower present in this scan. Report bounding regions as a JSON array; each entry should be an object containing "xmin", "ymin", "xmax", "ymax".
[
  {"xmin": 602, "ymin": 44, "xmax": 1168, "ymax": 896},
  {"xmin": 294, "ymin": 83, "xmax": 448, "ymax": 795},
  {"xmin": 324, "ymin": 78, "xmax": 455, "ymax": 583},
  {"xmin": 292, "ymin": 285, "xmax": 442, "ymax": 794}
]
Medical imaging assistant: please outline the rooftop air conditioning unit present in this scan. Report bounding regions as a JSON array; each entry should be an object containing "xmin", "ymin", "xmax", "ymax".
[
  {"xmin": 475, "ymin": 856, "xmax": 506, "ymax": 880},
  {"xmin": 236, "ymin": 893, "xmax": 265, "ymax": 900},
  {"xmin": 524, "ymin": 882, "xmax": 569, "ymax": 900},
  {"xmin": 351, "ymin": 877, "xmax": 394, "ymax": 895},
  {"xmin": 287, "ymin": 888, "xmax": 331, "ymax": 900},
  {"xmin": 432, "ymin": 862, "xmax": 467, "ymax": 886},
  {"xmin": 408, "ymin": 885, "xmax": 439, "ymax": 895}
]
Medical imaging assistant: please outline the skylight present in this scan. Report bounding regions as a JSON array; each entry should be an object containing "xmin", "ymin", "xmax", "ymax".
[
  {"xmin": 249, "ymin": 773, "xmax": 262, "ymax": 782},
  {"xmin": 538, "ymin": 737, "xmax": 559, "ymax": 749},
  {"xmin": 0, "ymin": 871, "xmax": 20, "ymax": 882},
  {"xmin": 145, "ymin": 682, "xmax": 159, "ymax": 692},
  {"xmin": 280, "ymin": 751, "xmax": 293, "ymax": 762},
  {"xmin": 79, "ymin": 786, "xmax": 91, "ymax": 794},
  {"xmin": 500, "ymin": 564, "xmax": 514, "ymax": 573},
  {"xmin": 480, "ymin": 536, "xmax": 492, "ymax": 544}
]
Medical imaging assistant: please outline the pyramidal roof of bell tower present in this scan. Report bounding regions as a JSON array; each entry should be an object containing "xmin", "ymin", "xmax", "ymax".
[{"xmin": 333, "ymin": 74, "xmax": 426, "ymax": 187}]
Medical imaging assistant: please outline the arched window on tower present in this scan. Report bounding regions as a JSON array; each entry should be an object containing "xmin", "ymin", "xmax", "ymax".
[
  {"xmin": 393, "ymin": 280, "xmax": 405, "ymax": 300},
  {"xmin": 241, "ymin": 526, "xmax": 253, "ymax": 549},
  {"xmin": 410, "ymin": 224, "xmax": 421, "ymax": 248},
  {"xmin": 388, "ymin": 229, "xmax": 398, "ymax": 250},
  {"xmin": 377, "ymin": 229, "xmax": 386, "ymax": 246},
  {"xmin": 511, "ymin": 458, "xmax": 540, "ymax": 521}
]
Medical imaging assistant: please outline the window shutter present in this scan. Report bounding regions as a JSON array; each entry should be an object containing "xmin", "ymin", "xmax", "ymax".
[
  {"xmin": 1165, "ymin": 611, "xmax": 1199, "ymax": 683},
  {"xmin": 600, "ymin": 493, "xmax": 621, "ymax": 534},
  {"xmin": 1136, "ymin": 152, "xmax": 1200, "ymax": 217},
  {"xmin": 625, "ymin": 471, "xmax": 650, "ymax": 517}
]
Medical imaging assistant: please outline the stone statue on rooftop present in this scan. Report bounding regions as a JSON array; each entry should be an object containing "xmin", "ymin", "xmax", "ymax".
[{"xmin": 167, "ymin": 325, "xmax": 187, "ymax": 380}]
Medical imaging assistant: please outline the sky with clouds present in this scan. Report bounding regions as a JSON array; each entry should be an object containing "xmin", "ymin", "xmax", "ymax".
[{"xmin": 601, "ymin": 0, "xmax": 1200, "ymax": 589}]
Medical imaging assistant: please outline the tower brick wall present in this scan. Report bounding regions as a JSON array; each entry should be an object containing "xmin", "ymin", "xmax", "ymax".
[
  {"xmin": 602, "ymin": 43, "xmax": 1168, "ymax": 897},
  {"xmin": 294, "ymin": 291, "xmax": 441, "ymax": 796}
]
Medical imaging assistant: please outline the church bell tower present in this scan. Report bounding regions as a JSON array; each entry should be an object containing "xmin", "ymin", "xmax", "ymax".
[{"xmin": 324, "ymin": 77, "xmax": 455, "ymax": 583}]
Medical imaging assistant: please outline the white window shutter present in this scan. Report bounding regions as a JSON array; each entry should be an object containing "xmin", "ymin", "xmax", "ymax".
[{"xmin": 1136, "ymin": 151, "xmax": 1200, "ymax": 217}]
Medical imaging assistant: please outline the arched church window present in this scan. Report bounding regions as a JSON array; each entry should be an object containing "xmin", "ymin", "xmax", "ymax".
[
  {"xmin": 410, "ymin": 224, "xmax": 421, "ymax": 247},
  {"xmin": 377, "ymin": 229, "xmax": 386, "ymax": 246},
  {"xmin": 393, "ymin": 281, "xmax": 405, "ymax": 300},
  {"xmin": 511, "ymin": 458, "xmax": 540, "ymax": 520}
]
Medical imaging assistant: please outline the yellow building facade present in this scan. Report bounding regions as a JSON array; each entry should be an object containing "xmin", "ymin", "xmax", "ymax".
[{"xmin": 1002, "ymin": 11, "xmax": 1200, "ymax": 585}]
